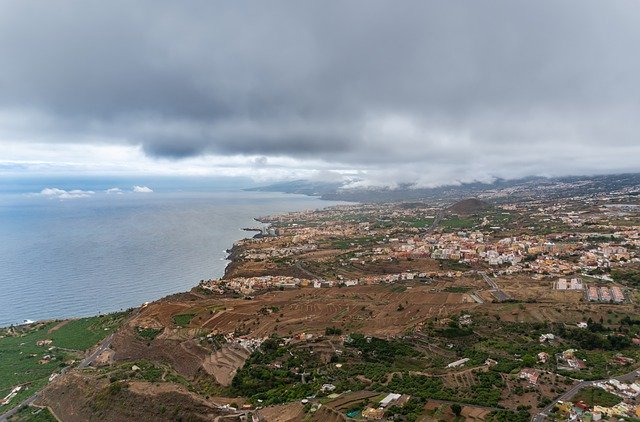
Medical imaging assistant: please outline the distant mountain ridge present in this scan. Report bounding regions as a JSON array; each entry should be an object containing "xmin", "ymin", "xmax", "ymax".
[{"xmin": 248, "ymin": 173, "xmax": 640, "ymax": 203}]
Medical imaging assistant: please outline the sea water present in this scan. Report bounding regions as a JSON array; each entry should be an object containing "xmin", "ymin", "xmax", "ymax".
[{"xmin": 0, "ymin": 180, "xmax": 341, "ymax": 326}]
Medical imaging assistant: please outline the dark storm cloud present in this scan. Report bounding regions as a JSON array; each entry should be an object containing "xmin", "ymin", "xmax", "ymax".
[{"xmin": 1, "ymin": 0, "xmax": 640, "ymax": 184}]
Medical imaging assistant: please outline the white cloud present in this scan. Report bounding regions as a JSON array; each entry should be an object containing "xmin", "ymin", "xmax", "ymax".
[
  {"xmin": 106, "ymin": 187, "xmax": 123, "ymax": 194},
  {"xmin": 132, "ymin": 185, "xmax": 153, "ymax": 193},
  {"xmin": 39, "ymin": 187, "xmax": 95, "ymax": 199}
]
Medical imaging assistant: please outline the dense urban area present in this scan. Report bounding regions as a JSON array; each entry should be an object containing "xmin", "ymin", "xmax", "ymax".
[{"xmin": 3, "ymin": 175, "xmax": 640, "ymax": 421}]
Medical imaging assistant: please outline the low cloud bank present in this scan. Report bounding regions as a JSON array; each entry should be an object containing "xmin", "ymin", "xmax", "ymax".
[
  {"xmin": 132, "ymin": 185, "xmax": 153, "ymax": 193},
  {"xmin": 39, "ymin": 188, "xmax": 95, "ymax": 199}
]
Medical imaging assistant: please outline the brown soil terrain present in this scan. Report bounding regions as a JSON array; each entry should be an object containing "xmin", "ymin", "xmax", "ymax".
[
  {"xmin": 422, "ymin": 400, "xmax": 492, "ymax": 421},
  {"xmin": 47, "ymin": 319, "xmax": 72, "ymax": 334},
  {"xmin": 303, "ymin": 256, "xmax": 441, "ymax": 279},
  {"xmin": 130, "ymin": 284, "xmax": 471, "ymax": 336},
  {"xmin": 256, "ymin": 402, "xmax": 305, "ymax": 422},
  {"xmin": 203, "ymin": 344, "xmax": 251, "ymax": 386},
  {"xmin": 106, "ymin": 284, "xmax": 473, "ymax": 384},
  {"xmin": 447, "ymin": 198, "xmax": 492, "ymax": 215},
  {"xmin": 37, "ymin": 371, "xmax": 228, "ymax": 422}
]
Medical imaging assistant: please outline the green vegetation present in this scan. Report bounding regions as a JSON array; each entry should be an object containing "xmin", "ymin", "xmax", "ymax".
[
  {"xmin": 436, "ymin": 325, "xmax": 474, "ymax": 338},
  {"xmin": 385, "ymin": 397, "xmax": 426, "ymax": 422},
  {"xmin": 135, "ymin": 326, "xmax": 163, "ymax": 341},
  {"xmin": 611, "ymin": 267, "xmax": 640, "ymax": 286},
  {"xmin": 172, "ymin": 313, "xmax": 196, "ymax": 327},
  {"xmin": 385, "ymin": 371, "xmax": 505, "ymax": 407},
  {"xmin": 102, "ymin": 360, "xmax": 190, "ymax": 386},
  {"xmin": 572, "ymin": 386, "xmax": 622, "ymax": 407},
  {"xmin": 0, "ymin": 312, "xmax": 126, "ymax": 412},
  {"xmin": 330, "ymin": 236, "xmax": 382, "ymax": 250},
  {"xmin": 347, "ymin": 333, "xmax": 419, "ymax": 363},
  {"xmin": 398, "ymin": 218, "xmax": 434, "ymax": 228},
  {"xmin": 325, "ymin": 326, "xmax": 342, "ymax": 335},
  {"xmin": 231, "ymin": 337, "xmax": 320, "ymax": 405},
  {"xmin": 47, "ymin": 315, "xmax": 125, "ymax": 350},
  {"xmin": 439, "ymin": 259, "xmax": 471, "ymax": 271},
  {"xmin": 7, "ymin": 405, "xmax": 58, "ymax": 422},
  {"xmin": 486, "ymin": 409, "xmax": 530, "ymax": 422}
]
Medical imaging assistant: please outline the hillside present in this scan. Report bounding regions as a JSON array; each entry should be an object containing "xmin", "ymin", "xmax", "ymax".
[{"xmin": 448, "ymin": 198, "xmax": 493, "ymax": 215}]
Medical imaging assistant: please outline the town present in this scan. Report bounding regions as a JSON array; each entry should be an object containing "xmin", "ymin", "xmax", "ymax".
[{"xmin": 3, "ymin": 178, "xmax": 640, "ymax": 422}]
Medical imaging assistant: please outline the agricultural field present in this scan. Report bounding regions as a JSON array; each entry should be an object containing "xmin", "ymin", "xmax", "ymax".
[{"xmin": 0, "ymin": 312, "xmax": 127, "ymax": 412}]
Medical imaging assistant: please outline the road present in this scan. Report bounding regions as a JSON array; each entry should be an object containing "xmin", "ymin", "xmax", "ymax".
[
  {"xmin": 295, "ymin": 260, "xmax": 324, "ymax": 281},
  {"xmin": 426, "ymin": 210, "xmax": 444, "ymax": 234},
  {"xmin": 78, "ymin": 333, "xmax": 115, "ymax": 368},
  {"xmin": 0, "ymin": 333, "xmax": 116, "ymax": 421},
  {"xmin": 0, "ymin": 329, "xmax": 119, "ymax": 421},
  {"xmin": 479, "ymin": 271, "xmax": 511, "ymax": 302},
  {"xmin": 532, "ymin": 369, "xmax": 640, "ymax": 421},
  {"xmin": 468, "ymin": 292, "xmax": 485, "ymax": 304}
]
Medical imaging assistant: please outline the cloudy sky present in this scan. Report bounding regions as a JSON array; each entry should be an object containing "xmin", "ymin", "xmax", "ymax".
[{"xmin": 1, "ymin": 1, "xmax": 639, "ymax": 187}]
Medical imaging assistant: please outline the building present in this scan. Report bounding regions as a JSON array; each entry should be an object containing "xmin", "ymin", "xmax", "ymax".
[
  {"xmin": 447, "ymin": 358, "xmax": 470, "ymax": 368},
  {"xmin": 379, "ymin": 393, "xmax": 402, "ymax": 408},
  {"xmin": 362, "ymin": 407, "xmax": 385, "ymax": 420},
  {"xmin": 519, "ymin": 368, "xmax": 540, "ymax": 385}
]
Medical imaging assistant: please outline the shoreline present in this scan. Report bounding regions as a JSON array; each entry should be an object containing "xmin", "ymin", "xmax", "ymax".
[{"xmin": 1, "ymin": 200, "xmax": 336, "ymax": 330}]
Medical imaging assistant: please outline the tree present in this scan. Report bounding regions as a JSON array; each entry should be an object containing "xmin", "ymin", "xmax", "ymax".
[{"xmin": 451, "ymin": 403, "xmax": 462, "ymax": 416}]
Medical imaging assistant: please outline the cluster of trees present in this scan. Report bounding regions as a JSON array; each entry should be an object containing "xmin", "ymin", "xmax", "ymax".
[
  {"xmin": 611, "ymin": 268, "xmax": 640, "ymax": 286},
  {"xmin": 558, "ymin": 326, "xmax": 632, "ymax": 350},
  {"xmin": 231, "ymin": 336, "xmax": 322, "ymax": 404},
  {"xmin": 486, "ymin": 409, "xmax": 530, "ymax": 422},
  {"xmin": 325, "ymin": 326, "xmax": 342, "ymax": 335},
  {"xmin": 384, "ymin": 371, "xmax": 504, "ymax": 407},
  {"xmin": 385, "ymin": 398, "xmax": 426, "ymax": 422},
  {"xmin": 347, "ymin": 333, "xmax": 419, "ymax": 363}
]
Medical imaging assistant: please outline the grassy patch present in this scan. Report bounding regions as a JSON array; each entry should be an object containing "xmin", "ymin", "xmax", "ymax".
[
  {"xmin": 172, "ymin": 313, "xmax": 196, "ymax": 328},
  {"xmin": 573, "ymin": 386, "xmax": 622, "ymax": 407},
  {"xmin": 47, "ymin": 314, "xmax": 125, "ymax": 350},
  {"xmin": 135, "ymin": 327, "xmax": 163, "ymax": 341},
  {"xmin": 0, "ymin": 312, "xmax": 126, "ymax": 412}
]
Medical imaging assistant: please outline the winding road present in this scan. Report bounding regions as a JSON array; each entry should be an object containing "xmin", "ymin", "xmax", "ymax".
[{"xmin": 532, "ymin": 369, "xmax": 640, "ymax": 421}]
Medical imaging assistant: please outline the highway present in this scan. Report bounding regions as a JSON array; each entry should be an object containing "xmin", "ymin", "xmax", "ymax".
[
  {"xmin": 426, "ymin": 209, "xmax": 444, "ymax": 234},
  {"xmin": 479, "ymin": 271, "xmax": 511, "ymax": 302},
  {"xmin": 532, "ymin": 369, "xmax": 640, "ymax": 421},
  {"xmin": 78, "ymin": 333, "xmax": 115, "ymax": 368}
]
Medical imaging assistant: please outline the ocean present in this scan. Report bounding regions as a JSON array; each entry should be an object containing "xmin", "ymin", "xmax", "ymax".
[{"xmin": 0, "ymin": 179, "xmax": 342, "ymax": 327}]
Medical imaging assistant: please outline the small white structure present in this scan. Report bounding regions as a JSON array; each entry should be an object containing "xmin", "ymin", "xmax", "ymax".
[
  {"xmin": 321, "ymin": 384, "xmax": 336, "ymax": 393},
  {"xmin": 447, "ymin": 358, "xmax": 470, "ymax": 368},
  {"xmin": 379, "ymin": 393, "xmax": 402, "ymax": 408},
  {"xmin": 539, "ymin": 333, "xmax": 555, "ymax": 343}
]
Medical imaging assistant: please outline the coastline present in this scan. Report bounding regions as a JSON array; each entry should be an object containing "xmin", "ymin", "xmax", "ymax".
[
  {"xmin": 1, "ymin": 227, "xmax": 248, "ymax": 329},
  {"xmin": 1, "ymin": 200, "xmax": 332, "ymax": 329},
  {"xmin": 0, "ymin": 189, "xmax": 347, "ymax": 328}
]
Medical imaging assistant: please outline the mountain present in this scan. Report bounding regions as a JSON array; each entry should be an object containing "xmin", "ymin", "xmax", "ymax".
[{"xmin": 250, "ymin": 173, "xmax": 640, "ymax": 203}]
